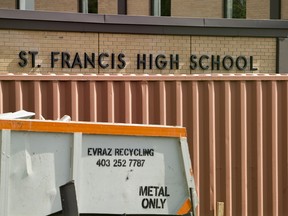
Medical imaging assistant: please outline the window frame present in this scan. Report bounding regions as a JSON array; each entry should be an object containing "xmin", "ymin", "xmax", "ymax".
[
  {"xmin": 224, "ymin": 0, "xmax": 246, "ymax": 19},
  {"xmin": 17, "ymin": 0, "xmax": 35, "ymax": 10},
  {"xmin": 150, "ymin": 0, "xmax": 171, "ymax": 17},
  {"xmin": 79, "ymin": 0, "xmax": 98, "ymax": 14}
]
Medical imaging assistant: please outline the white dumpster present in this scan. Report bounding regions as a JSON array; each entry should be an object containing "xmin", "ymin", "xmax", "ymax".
[{"xmin": 0, "ymin": 119, "xmax": 198, "ymax": 216}]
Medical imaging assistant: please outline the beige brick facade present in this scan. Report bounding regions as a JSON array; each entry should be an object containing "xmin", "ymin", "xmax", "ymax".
[
  {"xmin": 282, "ymin": 0, "xmax": 288, "ymax": 19},
  {"xmin": 247, "ymin": 0, "xmax": 270, "ymax": 19},
  {"xmin": 1, "ymin": 0, "xmax": 288, "ymax": 20},
  {"xmin": 127, "ymin": 0, "xmax": 150, "ymax": 16},
  {"xmin": 172, "ymin": 0, "xmax": 223, "ymax": 18},
  {"xmin": 0, "ymin": 0, "xmax": 16, "ymax": 9},
  {"xmin": 0, "ymin": 30, "xmax": 276, "ymax": 74},
  {"xmin": 35, "ymin": 0, "xmax": 78, "ymax": 12},
  {"xmin": 98, "ymin": 0, "xmax": 118, "ymax": 15}
]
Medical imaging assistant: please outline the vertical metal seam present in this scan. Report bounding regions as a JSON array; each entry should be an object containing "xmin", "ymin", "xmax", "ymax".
[
  {"xmin": 225, "ymin": 81, "xmax": 232, "ymax": 216},
  {"xmin": 271, "ymin": 81, "xmax": 279, "ymax": 216},
  {"xmin": 256, "ymin": 81, "xmax": 264, "ymax": 216},
  {"xmin": 71, "ymin": 81, "xmax": 79, "ymax": 121},
  {"xmin": 89, "ymin": 81, "xmax": 97, "ymax": 122},
  {"xmin": 52, "ymin": 81, "xmax": 60, "ymax": 120},
  {"xmin": 159, "ymin": 81, "xmax": 166, "ymax": 125},
  {"xmin": 209, "ymin": 81, "xmax": 216, "ymax": 216},
  {"xmin": 124, "ymin": 81, "xmax": 132, "ymax": 123},
  {"xmin": 124, "ymin": 81, "xmax": 132, "ymax": 124},
  {"xmin": 107, "ymin": 81, "xmax": 115, "ymax": 123},
  {"xmin": 142, "ymin": 81, "xmax": 149, "ymax": 124},
  {"xmin": 176, "ymin": 81, "xmax": 183, "ymax": 126},
  {"xmin": 192, "ymin": 81, "xmax": 200, "ymax": 216},
  {"xmin": 0, "ymin": 81, "xmax": 3, "ymax": 113},
  {"xmin": 34, "ymin": 81, "xmax": 42, "ymax": 119},
  {"xmin": 240, "ymin": 81, "xmax": 248, "ymax": 216},
  {"xmin": 72, "ymin": 132, "xmax": 82, "ymax": 199},
  {"xmin": 15, "ymin": 81, "xmax": 23, "ymax": 110}
]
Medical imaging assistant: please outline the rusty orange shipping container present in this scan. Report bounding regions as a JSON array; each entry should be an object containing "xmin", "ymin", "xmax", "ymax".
[{"xmin": 0, "ymin": 74, "xmax": 287, "ymax": 216}]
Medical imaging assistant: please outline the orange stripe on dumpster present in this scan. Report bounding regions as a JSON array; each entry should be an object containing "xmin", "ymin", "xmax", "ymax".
[{"xmin": 177, "ymin": 198, "xmax": 191, "ymax": 215}]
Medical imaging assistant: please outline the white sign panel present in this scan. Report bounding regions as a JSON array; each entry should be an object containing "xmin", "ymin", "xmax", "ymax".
[{"xmin": 77, "ymin": 135, "xmax": 191, "ymax": 215}]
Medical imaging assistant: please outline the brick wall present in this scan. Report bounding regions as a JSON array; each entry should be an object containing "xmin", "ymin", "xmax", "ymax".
[
  {"xmin": 172, "ymin": 0, "xmax": 223, "ymax": 18},
  {"xmin": 0, "ymin": 0, "xmax": 16, "ymax": 9},
  {"xmin": 35, "ymin": 0, "xmax": 78, "ymax": 12},
  {"xmin": 0, "ymin": 30, "xmax": 276, "ymax": 74},
  {"xmin": 282, "ymin": 0, "xmax": 288, "ymax": 19},
  {"xmin": 247, "ymin": 0, "xmax": 270, "ymax": 19},
  {"xmin": 98, "ymin": 0, "xmax": 118, "ymax": 15},
  {"xmin": 127, "ymin": 0, "xmax": 150, "ymax": 16}
]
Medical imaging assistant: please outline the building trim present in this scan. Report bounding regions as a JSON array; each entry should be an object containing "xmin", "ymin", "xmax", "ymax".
[
  {"xmin": 0, "ymin": 74, "xmax": 288, "ymax": 81},
  {"xmin": 1, "ymin": 9, "xmax": 288, "ymax": 37}
]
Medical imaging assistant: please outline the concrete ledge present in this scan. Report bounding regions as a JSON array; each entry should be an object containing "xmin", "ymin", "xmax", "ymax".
[{"xmin": 1, "ymin": 9, "xmax": 288, "ymax": 37}]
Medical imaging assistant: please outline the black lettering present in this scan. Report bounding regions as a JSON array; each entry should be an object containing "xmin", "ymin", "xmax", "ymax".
[
  {"xmin": 18, "ymin": 51, "xmax": 28, "ymax": 67},
  {"xmin": 222, "ymin": 55, "xmax": 234, "ymax": 70},
  {"xmin": 211, "ymin": 55, "xmax": 220, "ymax": 70},
  {"xmin": 51, "ymin": 52, "xmax": 60, "ymax": 68},
  {"xmin": 87, "ymin": 148, "xmax": 92, "ymax": 156},
  {"xmin": 99, "ymin": 53, "xmax": 109, "ymax": 69},
  {"xmin": 87, "ymin": 148, "xmax": 113, "ymax": 156},
  {"xmin": 119, "ymin": 148, "xmax": 124, "ymax": 156},
  {"xmin": 115, "ymin": 148, "xmax": 120, "ymax": 156},
  {"xmin": 199, "ymin": 55, "xmax": 209, "ymax": 70},
  {"xmin": 158, "ymin": 186, "xmax": 170, "ymax": 197},
  {"xmin": 72, "ymin": 52, "xmax": 83, "ymax": 68},
  {"xmin": 139, "ymin": 186, "xmax": 148, "ymax": 196},
  {"xmin": 137, "ymin": 54, "xmax": 146, "ymax": 69},
  {"xmin": 134, "ymin": 149, "xmax": 139, "ymax": 156},
  {"xmin": 236, "ymin": 56, "xmax": 247, "ymax": 71},
  {"xmin": 155, "ymin": 54, "xmax": 167, "ymax": 69},
  {"xmin": 141, "ymin": 198, "xmax": 166, "ymax": 209},
  {"xmin": 84, "ymin": 52, "xmax": 95, "ymax": 68},
  {"xmin": 190, "ymin": 55, "xmax": 197, "ymax": 70},
  {"xmin": 117, "ymin": 53, "xmax": 126, "ymax": 69},
  {"xmin": 148, "ymin": 186, "xmax": 154, "ymax": 196},
  {"xmin": 28, "ymin": 51, "xmax": 38, "ymax": 68},
  {"xmin": 250, "ymin": 56, "xmax": 258, "ymax": 71},
  {"xmin": 124, "ymin": 149, "xmax": 129, "ymax": 156},
  {"xmin": 146, "ymin": 149, "xmax": 154, "ymax": 156},
  {"xmin": 170, "ymin": 54, "xmax": 179, "ymax": 69},
  {"xmin": 111, "ymin": 53, "xmax": 115, "ymax": 69},
  {"xmin": 62, "ymin": 52, "xmax": 71, "ymax": 68},
  {"xmin": 149, "ymin": 54, "xmax": 153, "ymax": 69},
  {"xmin": 107, "ymin": 148, "xmax": 112, "ymax": 156},
  {"xmin": 160, "ymin": 199, "xmax": 166, "ymax": 208},
  {"xmin": 142, "ymin": 198, "xmax": 149, "ymax": 209}
]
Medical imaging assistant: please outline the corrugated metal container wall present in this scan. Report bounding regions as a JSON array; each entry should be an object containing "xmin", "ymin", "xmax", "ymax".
[{"xmin": 0, "ymin": 74, "xmax": 288, "ymax": 216}]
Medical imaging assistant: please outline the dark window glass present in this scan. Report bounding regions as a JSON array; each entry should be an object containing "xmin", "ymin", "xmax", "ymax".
[
  {"xmin": 161, "ymin": 0, "xmax": 171, "ymax": 16},
  {"xmin": 88, "ymin": 0, "xmax": 98, "ymax": 13},
  {"xmin": 225, "ymin": 0, "xmax": 246, "ymax": 19},
  {"xmin": 233, "ymin": 0, "xmax": 246, "ymax": 18}
]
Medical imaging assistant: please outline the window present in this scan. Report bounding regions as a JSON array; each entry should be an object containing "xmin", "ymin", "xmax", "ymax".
[
  {"xmin": 80, "ymin": 0, "xmax": 98, "ymax": 14},
  {"xmin": 18, "ymin": 0, "xmax": 34, "ymax": 10},
  {"xmin": 151, "ymin": 0, "xmax": 171, "ymax": 16},
  {"xmin": 225, "ymin": 0, "xmax": 246, "ymax": 18}
]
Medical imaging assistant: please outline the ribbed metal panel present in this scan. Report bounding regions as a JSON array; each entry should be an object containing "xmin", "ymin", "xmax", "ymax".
[{"xmin": 0, "ymin": 74, "xmax": 288, "ymax": 216}]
